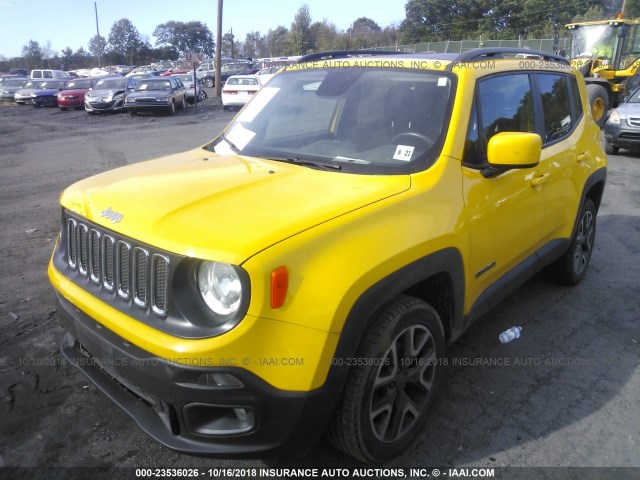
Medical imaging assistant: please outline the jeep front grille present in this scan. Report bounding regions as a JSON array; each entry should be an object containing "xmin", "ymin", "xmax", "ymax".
[{"xmin": 66, "ymin": 216, "xmax": 169, "ymax": 315}]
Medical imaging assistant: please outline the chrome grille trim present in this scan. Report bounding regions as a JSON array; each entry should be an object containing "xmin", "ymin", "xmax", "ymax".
[
  {"xmin": 63, "ymin": 214, "xmax": 170, "ymax": 317},
  {"xmin": 627, "ymin": 117, "xmax": 640, "ymax": 127},
  {"xmin": 116, "ymin": 240, "xmax": 131, "ymax": 300},
  {"xmin": 132, "ymin": 247, "xmax": 149, "ymax": 307},
  {"xmin": 151, "ymin": 254, "xmax": 169, "ymax": 315},
  {"xmin": 102, "ymin": 235, "xmax": 115, "ymax": 291},
  {"xmin": 78, "ymin": 224, "xmax": 89, "ymax": 275},
  {"xmin": 89, "ymin": 229, "xmax": 101, "ymax": 283},
  {"xmin": 67, "ymin": 218, "xmax": 78, "ymax": 268}
]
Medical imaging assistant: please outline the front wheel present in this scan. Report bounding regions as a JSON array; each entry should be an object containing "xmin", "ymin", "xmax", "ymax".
[
  {"xmin": 204, "ymin": 77, "xmax": 214, "ymax": 88},
  {"xmin": 167, "ymin": 100, "xmax": 176, "ymax": 115},
  {"xmin": 546, "ymin": 198, "xmax": 597, "ymax": 285},
  {"xmin": 326, "ymin": 295, "xmax": 445, "ymax": 462},
  {"xmin": 604, "ymin": 139, "xmax": 619, "ymax": 155}
]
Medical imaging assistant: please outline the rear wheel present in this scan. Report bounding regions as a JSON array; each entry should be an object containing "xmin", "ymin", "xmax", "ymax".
[
  {"xmin": 546, "ymin": 198, "xmax": 597, "ymax": 285},
  {"xmin": 326, "ymin": 295, "xmax": 445, "ymax": 462},
  {"xmin": 129, "ymin": 109, "xmax": 136, "ymax": 116},
  {"xmin": 205, "ymin": 77, "xmax": 214, "ymax": 88},
  {"xmin": 168, "ymin": 100, "xmax": 176, "ymax": 115},
  {"xmin": 179, "ymin": 97, "xmax": 186, "ymax": 110},
  {"xmin": 586, "ymin": 84, "xmax": 609, "ymax": 128},
  {"xmin": 199, "ymin": 89, "xmax": 207, "ymax": 102}
]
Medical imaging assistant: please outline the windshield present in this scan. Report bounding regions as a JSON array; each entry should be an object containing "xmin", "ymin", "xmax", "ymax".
[
  {"xmin": 226, "ymin": 77, "xmax": 259, "ymax": 86},
  {"xmin": 571, "ymin": 24, "xmax": 617, "ymax": 59},
  {"xmin": 208, "ymin": 67, "xmax": 454, "ymax": 174},
  {"xmin": 135, "ymin": 80, "xmax": 171, "ymax": 91},
  {"xmin": 5, "ymin": 79, "xmax": 25, "ymax": 87},
  {"xmin": 95, "ymin": 78, "xmax": 126, "ymax": 90},
  {"xmin": 40, "ymin": 81, "xmax": 66, "ymax": 89},
  {"xmin": 65, "ymin": 79, "xmax": 93, "ymax": 90}
]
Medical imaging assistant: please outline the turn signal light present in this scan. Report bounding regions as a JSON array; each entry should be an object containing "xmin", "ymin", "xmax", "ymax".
[{"xmin": 270, "ymin": 266, "xmax": 288, "ymax": 309}]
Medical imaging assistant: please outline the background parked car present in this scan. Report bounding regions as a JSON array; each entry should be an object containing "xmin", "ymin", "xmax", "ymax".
[
  {"xmin": 221, "ymin": 74, "xmax": 262, "ymax": 110},
  {"xmin": 58, "ymin": 78, "xmax": 97, "ymax": 110},
  {"xmin": 604, "ymin": 84, "xmax": 640, "ymax": 154},
  {"xmin": 9, "ymin": 68, "xmax": 28, "ymax": 77},
  {"xmin": 0, "ymin": 77, "xmax": 27, "ymax": 100},
  {"xmin": 14, "ymin": 80, "xmax": 44, "ymax": 104},
  {"xmin": 124, "ymin": 77, "xmax": 186, "ymax": 115},
  {"xmin": 30, "ymin": 69, "xmax": 70, "ymax": 80},
  {"xmin": 170, "ymin": 73, "xmax": 206, "ymax": 104},
  {"xmin": 31, "ymin": 80, "xmax": 68, "ymax": 107},
  {"xmin": 256, "ymin": 66, "xmax": 280, "ymax": 84},
  {"xmin": 85, "ymin": 76, "xmax": 136, "ymax": 114}
]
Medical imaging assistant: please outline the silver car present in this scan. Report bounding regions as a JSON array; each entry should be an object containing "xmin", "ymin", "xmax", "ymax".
[
  {"xmin": 14, "ymin": 80, "xmax": 44, "ymax": 104},
  {"xmin": 84, "ymin": 76, "xmax": 137, "ymax": 113},
  {"xmin": 1, "ymin": 78, "xmax": 27, "ymax": 101},
  {"xmin": 170, "ymin": 73, "xmax": 207, "ymax": 104}
]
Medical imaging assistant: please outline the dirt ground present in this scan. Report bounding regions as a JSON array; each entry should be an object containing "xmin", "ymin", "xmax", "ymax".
[{"xmin": 0, "ymin": 95, "xmax": 639, "ymax": 478}]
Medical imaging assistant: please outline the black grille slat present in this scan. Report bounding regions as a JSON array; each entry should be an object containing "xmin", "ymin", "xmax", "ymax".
[{"xmin": 63, "ymin": 214, "xmax": 169, "ymax": 316}]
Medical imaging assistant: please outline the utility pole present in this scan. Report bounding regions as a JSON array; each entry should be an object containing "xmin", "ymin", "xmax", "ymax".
[
  {"xmin": 215, "ymin": 0, "xmax": 223, "ymax": 97},
  {"xmin": 94, "ymin": 2, "xmax": 102, "ymax": 67}
]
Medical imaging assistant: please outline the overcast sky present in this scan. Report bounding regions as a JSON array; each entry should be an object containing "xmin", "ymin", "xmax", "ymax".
[{"xmin": 0, "ymin": 0, "xmax": 406, "ymax": 58}]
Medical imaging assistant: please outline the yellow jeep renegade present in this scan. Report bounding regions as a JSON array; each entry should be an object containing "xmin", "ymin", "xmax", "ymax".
[{"xmin": 48, "ymin": 48, "xmax": 607, "ymax": 462}]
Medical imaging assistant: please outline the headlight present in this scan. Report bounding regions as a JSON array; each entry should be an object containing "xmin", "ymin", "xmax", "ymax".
[
  {"xmin": 608, "ymin": 110, "xmax": 621, "ymax": 125},
  {"xmin": 197, "ymin": 261, "xmax": 243, "ymax": 317}
]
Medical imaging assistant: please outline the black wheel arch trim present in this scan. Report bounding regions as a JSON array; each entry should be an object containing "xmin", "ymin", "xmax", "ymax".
[{"xmin": 313, "ymin": 248, "xmax": 466, "ymax": 430}]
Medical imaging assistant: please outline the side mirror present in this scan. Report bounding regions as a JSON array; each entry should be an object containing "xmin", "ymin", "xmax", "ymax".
[{"xmin": 483, "ymin": 132, "xmax": 541, "ymax": 178}]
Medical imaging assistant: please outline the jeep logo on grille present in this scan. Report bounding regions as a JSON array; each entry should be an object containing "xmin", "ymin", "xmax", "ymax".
[{"xmin": 100, "ymin": 207, "xmax": 124, "ymax": 223}]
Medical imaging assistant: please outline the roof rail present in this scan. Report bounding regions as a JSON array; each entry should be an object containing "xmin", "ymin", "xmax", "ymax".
[
  {"xmin": 453, "ymin": 47, "xmax": 568, "ymax": 65},
  {"xmin": 297, "ymin": 50, "xmax": 406, "ymax": 63}
]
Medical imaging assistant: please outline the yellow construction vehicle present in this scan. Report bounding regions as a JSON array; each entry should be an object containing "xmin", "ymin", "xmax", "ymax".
[{"xmin": 566, "ymin": 17, "xmax": 640, "ymax": 126}]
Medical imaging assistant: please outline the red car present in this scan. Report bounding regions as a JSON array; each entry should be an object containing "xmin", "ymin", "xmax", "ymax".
[{"xmin": 57, "ymin": 78, "xmax": 97, "ymax": 110}]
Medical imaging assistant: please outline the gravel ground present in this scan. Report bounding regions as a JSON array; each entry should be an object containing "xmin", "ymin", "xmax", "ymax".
[{"xmin": 0, "ymin": 96, "xmax": 638, "ymax": 479}]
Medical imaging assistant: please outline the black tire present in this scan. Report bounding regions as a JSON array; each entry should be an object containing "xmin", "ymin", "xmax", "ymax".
[
  {"xmin": 546, "ymin": 198, "xmax": 597, "ymax": 285},
  {"xmin": 60, "ymin": 107, "xmax": 67, "ymax": 111},
  {"xmin": 129, "ymin": 109, "xmax": 136, "ymax": 116},
  {"xmin": 604, "ymin": 139, "xmax": 619, "ymax": 155},
  {"xmin": 326, "ymin": 295, "xmax": 445, "ymax": 462},
  {"xmin": 199, "ymin": 89, "xmax": 207, "ymax": 102},
  {"xmin": 586, "ymin": 84, "xmax": 609, "ymax": 128},
  {"xmin": 205, "ymin": 77, "xmax": 214, "ymax": 88},
  {"xmin": 179, "ymin": 97, "xmax": 186, "ymax": 110},
  {"xmin": 222, "ymin": 105, "xmax": 229, "ymax": 111},
  {"xmin": 168, "ymin": 100, "xmax": 176, "ymax": 115}
]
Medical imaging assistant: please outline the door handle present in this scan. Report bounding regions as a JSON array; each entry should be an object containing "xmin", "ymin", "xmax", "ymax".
[
  {"xmin": 530, "ymin": 173, "xmax": 551, "ymax": 187},
  {"xmin": 576, "ymin": 152, "xmax": 591, "ymax": 162}
]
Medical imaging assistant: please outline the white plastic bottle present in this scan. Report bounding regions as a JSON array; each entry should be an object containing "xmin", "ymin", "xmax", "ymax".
[{"xmin": 499, "ymin": 326, "xmax": 522, "ymax": 344}]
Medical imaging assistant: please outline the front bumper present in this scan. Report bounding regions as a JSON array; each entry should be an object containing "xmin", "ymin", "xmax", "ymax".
[
  {"xmin": 85, "ymin": 98, "xmax": 124, "ymax": 112},
  {"xmin": 33, "ymin": 96, "xmax": 57, "ymax": 107},
  {"xmin": 55, "ymin": 290, "xmax": 334, "ymax": 457},
  {"xmin": 604, "ymin": 122, "xmax": 640, "ymax": 149}
]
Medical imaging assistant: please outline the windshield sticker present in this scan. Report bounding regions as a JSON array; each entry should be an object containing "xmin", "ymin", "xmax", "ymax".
[
  {"xmin": 237, "ymin": 87, "xmax": 280, "ymax": 123},
  {"xmin": 393, "ymin": 145, "xmax": 415, "ymax": 161},
  {"xmin": 438, "ymin": 77, "xmax": 448, "ymax": 87},
  {"xmin": 225, "ymin": 123, "xmax": 256, "ymax": 150}
]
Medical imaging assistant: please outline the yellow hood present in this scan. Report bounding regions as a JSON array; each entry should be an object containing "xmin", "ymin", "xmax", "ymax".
[{"xmin": 60, "ymin": 148, "xmax": 411, "ymax": 264}]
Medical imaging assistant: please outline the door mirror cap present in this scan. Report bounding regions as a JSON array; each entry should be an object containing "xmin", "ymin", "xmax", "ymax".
[{"xmin": 487, "ymin": 132, "xmax": 541, "ymax": 169}]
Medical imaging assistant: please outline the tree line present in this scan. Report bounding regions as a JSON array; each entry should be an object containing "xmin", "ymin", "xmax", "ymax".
[{"xmin": 1, "ymin": 0, "xmax": 634, "ymax": 72}]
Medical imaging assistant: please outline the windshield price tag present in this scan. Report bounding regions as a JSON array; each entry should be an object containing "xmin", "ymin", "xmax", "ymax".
[{"xmin": 393, "ymin": 145, "xmax": 415, "ymax": 161}]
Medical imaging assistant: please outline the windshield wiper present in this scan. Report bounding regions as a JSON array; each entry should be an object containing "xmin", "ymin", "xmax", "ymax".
[{"xmin": 266, "ymin": 156, "xmax": 342, "ymax": 171}]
